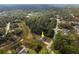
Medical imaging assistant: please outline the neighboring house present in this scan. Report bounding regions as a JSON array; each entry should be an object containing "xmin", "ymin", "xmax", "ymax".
[
  {"xmin": 56, "ymin": 15, "xmax": 60, "ymax": 19},
  {"xmin": 74, "ymin": 25, "xmax": 79, "ymax": 34},
  {"xmin": 18, "ymin": 48, "xmax": 27, "ymax": 54},
  {"xmin": 0, "ymin": 28, "xmax": 5, "ymax": 36},
  {"xmin": 18, "ymin": 45, "xmax": 28, "ymax": 54},
  {"xmin": 61, "ymin": 29, "xmax": 70, "ymax": 35},
  {"xmin": 28, "ymin": 13, "xmax": 33, "ymax": 16}
]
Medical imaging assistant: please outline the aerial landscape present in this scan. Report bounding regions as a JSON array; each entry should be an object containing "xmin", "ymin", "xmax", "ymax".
[{"xmin": 0, "ymin": 4, "xmax": 79, "ymax": 54}]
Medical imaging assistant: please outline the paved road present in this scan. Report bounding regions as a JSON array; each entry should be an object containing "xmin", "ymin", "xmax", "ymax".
[
  {"xmin": 42, "ymin": 40, "xmax": 54, "ymax": 54},
  {"xmin": 5, "ymin": 22, "xmax": 10, "ymax": 35},
  {"xmin": 53, "ymin": 18, "xmax": 61, "ymax": 39}
]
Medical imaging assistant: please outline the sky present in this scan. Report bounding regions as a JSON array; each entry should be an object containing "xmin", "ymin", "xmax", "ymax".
[{"xmin": 0, "ymin": 0, "xmax": 79, "ymax": 4}]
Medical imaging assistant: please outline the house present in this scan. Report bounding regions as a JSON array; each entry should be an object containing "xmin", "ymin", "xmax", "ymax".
[
  {"xmin": 13, "ymin": 19, "xmax": 21, "ymax": 23},
  {"xmin": 18, "ymin": 45, "xmax": 28, "ymax": 54},
  {"xmin": 0, "ymin": 28, "xmax": 5, "ymax": 36},
  {"xmin": 62, "ymin": 29, "xmax": 70, "ymax": 35},
  {"xmin": 74, "ymin": 25, "xmax": 79, "ymax": 34}
]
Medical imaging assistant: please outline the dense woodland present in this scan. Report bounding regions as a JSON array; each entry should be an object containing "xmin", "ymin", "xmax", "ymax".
[{"xmin": 26, "ymin": 13, "xmax": 57, "ymax": 38}]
